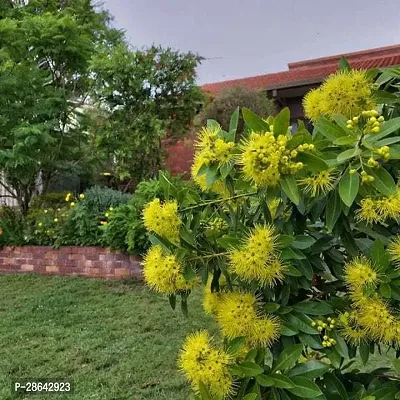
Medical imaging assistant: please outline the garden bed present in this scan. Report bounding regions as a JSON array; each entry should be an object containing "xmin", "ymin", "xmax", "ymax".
[{"xmin": 0, "ymin": 246, "xmax": 142, "ymax": 280}]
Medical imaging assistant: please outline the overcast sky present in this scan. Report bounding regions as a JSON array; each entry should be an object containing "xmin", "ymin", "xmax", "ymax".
[{"xmin": 101, "ymin": 0, "xmax": 400, "ymax": 85}]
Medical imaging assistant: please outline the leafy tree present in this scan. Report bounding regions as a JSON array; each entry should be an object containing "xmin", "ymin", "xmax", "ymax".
[
  {"xmin": 90, "ymin": 43, "xmax": 203, "ymax": 189},
  {"xmin": 198, "ymin": 85, "xmax": 276, "ymax": 134},
  {"xmin": 0, "ymin": 0, "xmax": 203, "ymax": 211}
]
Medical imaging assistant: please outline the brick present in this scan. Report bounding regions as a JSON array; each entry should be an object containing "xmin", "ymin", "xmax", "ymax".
[
  {"xmin": 83, "ymin": 260, "xmax": 93, "ymax": 268},
  {"xmin": 44, "ymin": 252, "xmax": 57, "ymax": 260},
  {"xmin": 69, "ymin": 254, "xmax": 84, "ymax": 261},
  {"xmin": 21, "ymin": 264, "xmax": 34, "ymax": 271},
  {"xmin": 115, "ymin": 268, "xmax": 130, "ymax": 277},
  {"xmin": 85, "ymin": 254, "xmax": 99, "ymax": 261},
  {"xmin": 45, "ymin": 265, "xmax": 59, "ymax": 273}
]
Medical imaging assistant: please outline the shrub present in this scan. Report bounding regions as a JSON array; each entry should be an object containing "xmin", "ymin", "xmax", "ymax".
[
  {"xmin": 0, "ymin": 206, "xmax": 28, "ymax": 246},
  {"xmin": 140, "ymin": 65, "xmax": 400, "ymax": 399}
]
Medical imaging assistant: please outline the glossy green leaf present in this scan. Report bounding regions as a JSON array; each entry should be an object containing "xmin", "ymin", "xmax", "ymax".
[
  {"xmin": 330, "ymin": 331, "xmax": 349, "ymax": 360},
  {"xmin": 198, "ymin": 382, "xmax": 212, "ymax": 400},
  {"xmin": 367, "ymin": 117, "xmax": 400, "ymax": 143},
  {"xmin": 337, "ymin": 148, "xmax": 362, "ymax": 163},
  {"xmin": 273, "ymin": 107, "xmax": 290, "ymax": 136},
  {"xmin": 229, "ymin": 106, "xmax": 239, "ymax": 134},
  {"xmin": 292, "ymin": 301, "xmax": 333, "ymax": 315},
  {"xmin": 291, "ymin": 235, "xmax": 316, "ymax": 249},
  {"xmin": 322, "ymin": 373, "xmax": 348, "ymax": 399},
  {"xmin": 369, "ymin": 388, "xmax": 398, "ymax": 400},
  {"xmin": 287, "ymin": 360, "xmax": 330, "ymax": 379},
  {"xmin": 243, "ymin": 394, "xmax": 258, "ymax": 400},
  {"xmin": 380, "ymin": 283, "xmax": 392, "ymax": 298},
  {"xmin": 314, "ymin": 117, "xmax": 346, "ymax": 141},
  {"xmin": 370, "ymin": 239, "xmax": 390, "ymax": 270},
  {"xmin": 281, "ymin": 175, "xmax": 300, "ymax": 205},
  {"xmin": 168, "ymin": 294, "xmax": 176, "ymax": 310},
  {"xmin": 326, "ymin": 189, "xmax": 342, "ymax": 232},
  {"xmin": 339, "ymin": 169, "xmax": 359, "ymax": 207},
  {"xmin": 238, "ymin": 362, "xmax": 264, "ymax": 377},
  {"xmin": 363, "ymin": 166, "xmax": 397, "ymax": 196},
  {"xmin": 287, "ymin": 313, "xmax": 318, "ymax": 335},
  {"xmin": 286, "ymin": 376, "xmax": 323, "ymax": 398},
  {"xmin": 273, "ymin": 344, "xmax": 304, "ymax": 372},
  {"xmin": 334, "ymin": 135, "xmax": 357, "ymax": 145},
  {"xmin": 359, "ymin": 342, "xmax": 370, "ymax": 365},
  {"xmin": 242, "ymin": 108, "xmax": 270, "ymax": 132},
  {"xmin": 339, "ymin": 56, "xmax": 351, "ymax": 71},
  {"xmin": 296, "ymin": 152, "xmax": 329, "ymax": 173},
  {"xmin": 256, "ymin": 374, "xmax": 274, "ymax": 387},
  {"xmin": 268, "ymin": 374, "xmax": 294, "ymax": 389}
]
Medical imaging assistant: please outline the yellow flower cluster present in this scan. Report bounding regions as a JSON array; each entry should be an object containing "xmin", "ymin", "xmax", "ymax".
[
  {"xmin": 303, "ymin": 70, "xmax": 375, "ymax": 121},
  {"xmin": 339, "ymin": 256, "xmax": 400, "ymax": 346},
  {"xmin": 178, "ymin": 331, "xmax": 235, "ymax": 398},
  {"xmin": 228, "ymin": 225, "xmax": 284, "ymax": 286},
  {"xmin": 388, "ymin": 236, "xmax": 400, "ymax": 266},
  {"xmin": 343, "ymin": 256, "xmax": 378, "ymax": 288},
  {"xmin": 191, "ymin": 126, "xmax": 234, "ymax": 195},
  {"xmin": 215, "ymin": 292, "xmax": 280, "ymax": 347},
  {"xmin": 240, "ymin": 132, "xmax": 305, "ymax": 187},
  {"xmin": 142, "ymin": 198, "xmax": 181, "ymax": 243},
  {"xmin": 311, "ymin": 318, "xmax": 337, "ymax": 347},
  {"xmin": 356, "ymin": 192, "xmax": 400, "ymax": 224},
  {"xmin": 346, "ymin": 110, "xmax": 384, "ymax": 134},
  {"xmin": 203, "ymin": 275, "xmax": 227, "ymax": 315},
  {"xmin": 298, "ymin": 170, "xmax": 336, "ymax": 197},
  {"xmin": 142, "ymin": 246, "xmax": 194, "ymax": 294}
]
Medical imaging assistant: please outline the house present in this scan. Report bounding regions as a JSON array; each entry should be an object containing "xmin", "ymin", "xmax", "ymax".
[{"xmin": 164, "ymin": 44, "xmax": 400, "ymax": 175}]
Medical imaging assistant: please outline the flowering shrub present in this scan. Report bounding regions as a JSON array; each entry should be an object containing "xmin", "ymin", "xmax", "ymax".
[{"xmin": 141, "ymin": 64, "xmax": 400, "ymax": 399}]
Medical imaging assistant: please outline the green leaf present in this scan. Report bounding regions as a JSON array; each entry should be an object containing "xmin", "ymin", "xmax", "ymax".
[
  {"xmin": 268, "ymin": 374, "xmax": 295, "ymax": 389},
  {"xmin": 273, "ymin": 107, "xmax": 290, "ymax": 136},
  {"xmin": 238, "ymin": 362, "xmax": 264, "ymax": 377},
  {"xmin": 243, "ymin": 394, "xmax": 258, "ymax": 400},
  {"xmin": 183, "ymin": 264, "xmax": 197, "ymax": 281},
  {"xmin": 296, "ymin": 152, "xmax": 329, "ymax": 173},
  {"xmin": 282, "ymin": 248, "xmax": 306, "ymax": 261},
  {"xmin": 291, "ymin": 235, "xmax": 316, "ymax": 249},
  {"xmin": 364, "ymin": 166, "xmax": 397, "ymax": 196},
  {"xmin": 229, "ymin": 106, "xmax": 239, "ymax": 135},
  {"xmin": 375, "ymin": 136, "xmax": 400, "ymax": 146},
  {"xmin": 287, "ymin": 313, "xmax": 318, "ymax": 335},
  {"xmin": 180, "ymin": 225, "xmax": 197, "ymax": 247},
  {"xmin": 393, "ymin": 358, "xmax": 400, "ymax": 374},
  {"xmin": 370, "ymin": 239, "xmax": 390, "ymax": 270},
  {"xmin": 339, "ymin": 169, "xmax": 359, "ymax": 207},
  {"xmin": 278, "ymin": 235, "xmax": 296, "ymax": 247},
  {"xmin": 337, "ymin": 148, "xmax": 362, "ymax": 163},
  {"xmin": 334, "ymin": 135, "xmax": 358, "ymax": 145},
  {"xmin": 198, "ymin": 382, "xmax": 212, "ymax": 400},
  {"xmin": 314, "ymin": 117, "xmax": 346, "ymax": 141},
  {"xmin": 227, "ymin": 337, "xmax": 246, "ymax": 355},
  {"xmin": 359, "ymin": 342, "xmax": 370, "ymax": 365},
  {"xmin": 339, "ymin": 56, "xmax": 351, "ymax": 71},
  {"xmin": 205, "ymin": 165, "xmax": 219, "ymax": 186},
  {"xmin": 330, "ymin": 331, "xmax": 349, "ymax": 360},
  {"xmin": 326, "ymin": 189, "xmax": 342, "ymax": 232},
  {"xmin": 180, "ymin": 294, "xmax": 189, "ymax": 317},
  {"xmin": 369, "ymin": 388, "xmax": 398, "ymax": 400},
  {"xmin": 282, "ymin": 321, "xmax": 299, "ymax": 336},
  {"xmin": 280, "ymin": 175, "xmax": 300, "ymax": 205},
  {"xmin": 168, "ymin": 294, "xmax": 176, "ymax": 310},
  {"xmin": 321, "ymin": 373, "xmax": 348, "ymax": 399},
  {"xmin": 265, "ymin": 302, "xmax": 281, "ymax": 312},
  {"xmin": 256, "ymin": 374, "xmax": 274, "ymax": 387},
  {"xmin": 286, "ymin": 376, "xmax": 323, "ymax": 398},
  {"xmin": 287, "ymin": 360, "xmax": 330, "ymax": 379},
  {"xmin": 379, "ymin": 283, "xmax": 392, "ymax": 298},
  {"xmin": 273, "ymin": 344, "xmax": 304, "ymax": 372},
  {"xmin": 292, "ymin": 301, "xmax": 333, "ymax": 315},
  {"xmin": 242, "ymin": 108, "xmax": 270, "ymax": 132}
]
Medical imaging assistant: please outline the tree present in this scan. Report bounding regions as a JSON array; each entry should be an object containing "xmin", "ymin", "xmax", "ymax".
[
  {"xmin": 0, "ymin": 0, "xmax": 203, "ymax": 211},
  {"xmin": 90, "ymin": 43, "xmax": 203, "ymax": 190},
  {"xmin": 198, "ymin": 85, "xmax": 275, "ymax": 134}
]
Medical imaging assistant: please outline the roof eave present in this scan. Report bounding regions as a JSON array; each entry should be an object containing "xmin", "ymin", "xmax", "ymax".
[{"xmin": 265, "ymin": 77, "xmax": 326, "ymax": 91}]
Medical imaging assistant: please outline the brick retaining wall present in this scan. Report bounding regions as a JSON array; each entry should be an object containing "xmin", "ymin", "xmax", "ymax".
[{"xmin": 0, "ymin": 246, "xmax": 143, "ymax": 280}]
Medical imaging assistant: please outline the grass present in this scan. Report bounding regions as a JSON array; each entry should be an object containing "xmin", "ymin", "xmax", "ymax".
[
  {"xmin": 0, "ymin": 275, "xmax": 396, "ymax": 400},
  {"xmin": 0, "ymin": 274, "xmax": 214, "ymax": 400}
]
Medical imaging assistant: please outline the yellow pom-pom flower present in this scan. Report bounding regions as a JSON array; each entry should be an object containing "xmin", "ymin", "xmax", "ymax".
[
  {"xmin": 303, "ymin": 88, "xmax": 325, "ymax": 122},
  {"xmin": 298, "ymin": 170, "xmax": 336, "ymax": 197},
  {"xmin": 203, "ymin": 275, "xmax": 227, "ymax": 315},
  {"xmin": 247, "ymin": 316, "xmax": 281, "ymax": 347},
  {"xmin": 388, "ymin": 235, "xmax": 400, "ymax": 267},
  {"xmin": 343, "ymin": 256, "xmax": 378, "ymax": 289},
  {"xmin": 319, "ymin": 70, "xmax": 375, "ymax": 118},
  {"xmin": 356, "ymin": 192, "xmax": 400, "ymax": 224},
  {"xmin": 337, "ymin": 312, "xmax": 367, "ymax": 344},
  {"xmin": 228, "ymin": 225, "xmax": 284, "ymax": 286},
  {"xmin": 356, "ymin": 198, "xmax": 382, "ymax": 224},
  {"xmin": 216, "ymin": 292, "xmax": 259, "ymax": 339},
  {"xmin": 143, "ymin": 198, "xmax": 181, "ymax": 243},
  {"xmin": 178, "ymin": 330, "xmax": 235, "ymax": 398},
  {"xmin": 142, "ymin": 246, "xmax": 194, "ymax": 294}
]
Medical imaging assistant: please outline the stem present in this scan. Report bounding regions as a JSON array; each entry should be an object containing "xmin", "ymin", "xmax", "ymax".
[
  {"xmin": 180, "ymin": 191, "xmax": 257, "ymax": 212},
  {"xmin": 186, "ymin": 252, "xmax": 229, "ymax": 262}
]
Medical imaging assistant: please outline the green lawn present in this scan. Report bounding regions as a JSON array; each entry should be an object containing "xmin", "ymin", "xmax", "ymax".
[
  {"xmin": 0, "ymin": 275, "xmax": 395, "ymax": 400},
  {"xmin": 0, "ymin": 274, "xmax": 214, "ymax": 400}
]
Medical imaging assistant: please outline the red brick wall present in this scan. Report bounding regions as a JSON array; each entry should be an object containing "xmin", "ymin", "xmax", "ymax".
[
  {"xmin": 163, "ymin": 136, "xmax": 195, "ymax": 177},
  {"xmin": 0, "ymin": 246, "xmax": 143, "ymax": 280}
]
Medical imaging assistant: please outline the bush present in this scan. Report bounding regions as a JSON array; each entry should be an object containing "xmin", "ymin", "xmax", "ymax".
[
  {"xmin": 197, "ymin": 85, "xmax": 276, "ymax": 134},
  {"xmin": 140, "ymin": 66, "xmax": 400, "ymax": 398},
  {"xmin": 0, "ymin": 206, "xmax": 28, "ymax": 246}
]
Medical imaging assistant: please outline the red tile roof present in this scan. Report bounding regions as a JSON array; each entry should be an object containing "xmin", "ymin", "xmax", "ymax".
[{"xmin": 201, "ymin": 45, "xmax": 400, "ymax": 94}]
